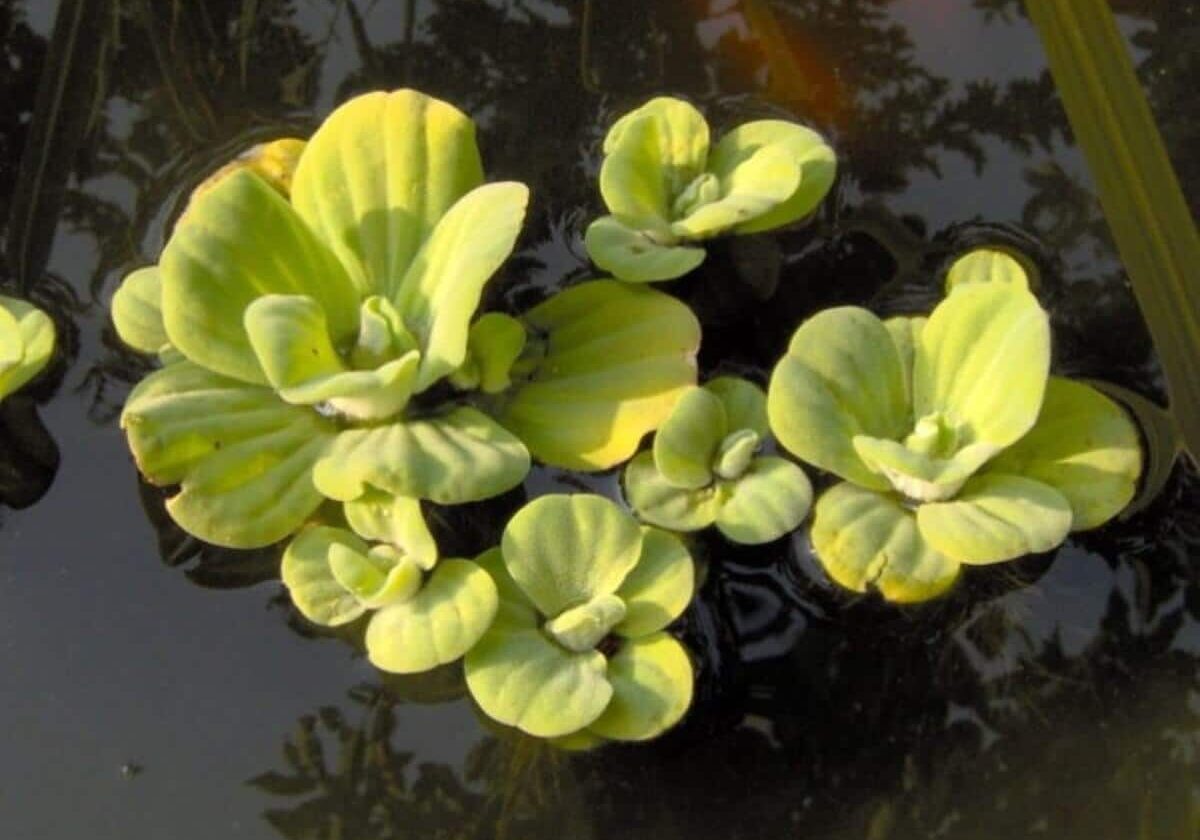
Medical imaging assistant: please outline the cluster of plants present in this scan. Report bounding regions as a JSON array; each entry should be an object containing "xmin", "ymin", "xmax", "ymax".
[{"xmin": 107, "ymin": 90, "xmax": 1143, "ymax": 746}]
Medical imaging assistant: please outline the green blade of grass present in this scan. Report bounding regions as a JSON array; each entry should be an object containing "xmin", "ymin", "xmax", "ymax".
[{"xmin": 1024, "ymin": 0, "xmax": 1200, "ymax": 463}]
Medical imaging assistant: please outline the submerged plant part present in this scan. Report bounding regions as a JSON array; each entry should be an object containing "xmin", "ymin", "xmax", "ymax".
[
  {"xmin": 767, "ymin": 257, "xmax": 1143, "ymax": 602},
  {"xmin": 281, "ymin": 492, "xmax": 498, "ymax": 675},
  {"xmin": 465, "ymin": 494, "xmax": 695, "ymax": 744},
  {"xmin": 0, "ymin": 295, "xmax": 55, "ymax": 402},
  {"xmin": 624, "ymin": 376, "xmax": 812, "ymax": 544},
  {"xmin": 115, "ymin": 89, "xmax": 532, "ymax": 549},
  {"xmin": 585, "ymin": 96, "xmax": 836, "ymax": 283}
]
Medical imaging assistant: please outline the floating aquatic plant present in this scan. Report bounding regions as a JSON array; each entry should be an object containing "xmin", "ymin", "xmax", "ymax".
[
  {"xmin": 281, "ymin": 496, "xmax": 498, "ymax": 675},
  {"xmin": 465, "ymin": 494, "xmax": 695, "ymax": 744},
  {"xmin": 767, "ymin": 249, "xmax": 1143, "ymax": 602},
  {"xmin": 585, "ymin": 96, "xmax": 836, "ymax": 283},
  {"xmin": 114, "ymin": 89, "xmax": 701, "ymax": 553},
  {"xmin": 0, "ymin": 295, "xmax": 55, "ymax": 402},
  {"xmin": 624, "ymin": 376, "xmax": 812, "ymax": 544},
  {"xmin": 115, "ymin": 90, "xmax": 532, "ymax": 549}
]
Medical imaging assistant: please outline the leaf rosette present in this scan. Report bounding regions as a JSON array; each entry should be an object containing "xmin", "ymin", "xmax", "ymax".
[
  {"xmin": 585, "ymin": 96, "xmax": 836, "ymax": 283},
  {"xmin": 464, "ymin": 494, "xmax": 696, "ymax": 744},
  {"xmin": 0, "ymin": 295, "xmax": 55, "ymax": 402},
  {"xmin": 624, "ymin": 376, "xmax": 813, "ymax": 544},
  {"xmin": 281, "ymin": 491, "xmax": 499, "ymax": 675},
  {"xmin": 767, "ymin": 250, "xmax": 1143, "ymax": 602},
  {"xmin": 116, "ymin": 90, "xmax": 703, "ymax": 552}
]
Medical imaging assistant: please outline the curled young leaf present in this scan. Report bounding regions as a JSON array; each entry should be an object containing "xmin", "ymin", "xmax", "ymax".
[{"xmin": 344, "ymin": 489, "xmax": 438, "ymax": 570}]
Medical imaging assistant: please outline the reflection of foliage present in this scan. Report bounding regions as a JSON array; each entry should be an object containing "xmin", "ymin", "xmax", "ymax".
[
  {"xmin": 0, "ymin": 0, "xmax": 46, "ymax": 235},
  {"xmin": 249, "ymin": 686, "xmax": 489, "ymax": 840}
]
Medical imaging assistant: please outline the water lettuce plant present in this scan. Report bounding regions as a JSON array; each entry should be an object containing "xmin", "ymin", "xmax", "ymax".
[
  {"xmin": 585, "ymin": 96, "xmax": 836, "ymax": 283},
  {"xmin": 281, "ymin": 498, "xmax": 498, "ymax": 674},
  {"xmin": 0, "ymin": 295, "xmax": 55, "ymax": 401},
  {"xmin": 624, "ymin": 376, "xmax": 812, "ymax": 544},
  {"xmin": 114, "ymin": 90, "xmax": 532, "ymax": 549},
  {"xmin": 113, "ymin": 89, "xmax": 701, "ymax": 553},
  {"xmin": 465, "ymin": 494, "xmax": 695, "ymax": 744},
  {"xmin": 767, "ymin": 251, "xmax": 1143, "ymax": 602}
]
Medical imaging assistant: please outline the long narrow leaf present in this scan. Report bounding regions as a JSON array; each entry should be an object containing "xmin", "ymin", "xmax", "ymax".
[{"xmin": 1024, "ymin": 0, "xmax": 1200, "ymax": 462}]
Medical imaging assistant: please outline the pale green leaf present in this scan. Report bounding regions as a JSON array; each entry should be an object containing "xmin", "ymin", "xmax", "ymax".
[
  {"xmin": 852, "ymin": 435, "xmax": 1000, "ymax": 502},
  {"xmin": 330, "ymin": 544, "xmax": 424, "ymax": 608},
  {"xmin": 243, "ymin": 294, "xmax": 347, "ymax": 390},
  {"xmin": 712, "ymin": 429, "xmax": 761, "ymax": 481},
  {"xmin": 121, "ymin": 361, "xmax": 334, "ymax": 548},
  {"xmin": 366, "ymin": 558, "xmax": 499, "ymax": 674},
  {"xmin": 884, "ymin": 316, "xmax": 925, "ymax": 404},
  {"xmin": 587, "ymin": 633, "xmax": 693, "ymax": 742},
  {"xmin": 917, "ymin": 473, "xmax": 1073, "ymax": 565},
  {"xmin": 281, "ymin": 526, "xmax": 372, "ymax": 626},
  {"xmin": 160, "ymin": 170, "xmax": 360, "ymax": 384},
  {"xmin": 243, "ymin": 293, "xmax": 422, "ymax": 419},
  {"xmin": 944, "ymin": 248, "xmax": 1030, "ymax": 293},
  {"xmin": 501, "ymin": 493, "xmax": 642, "ymax": 618},
  {"xmin": 669, "ymin": 145, "xmax": 800, "ymax": 239},
  {"xmin": 913, "ymin": 282, "xmax": 1050, "ymax": 448},
  {"xmin": 984, "ymin": 377, "xmax": 1142, "ymax": 531},
  {"xmin": 653, "ymin": 386, "xmax": 727, "ymax": 489},
  {"xmin": 500, "ymin": 279, "xmax": 700, "ymax": 469},
  {"xmin": 599, "ymin": 114, "xmax": 674, "ymax": 229},
  {"xmin": 0, "ymin": 295, "xmax": 55, "ymax": 399},
  {"xmin": 707, "ymin": 120, "xmax": 837, "ymax": 234},
  {"xmin": 543, "ymin": 593, "xmax": 627, "ymax": 652},
  {"xmin": 716, "ymin": 456, "xmax": 812, "ymax": 545},
  {"xmin": 601, "ymin": 97, "xmax": 710, "ymax": 225},
  {"xmin": 392, "ymin": 182, "xmax": 529, "ymax": 391},
  {"xmin": 475, "ymin": 547, "xmax": 539, "ymax": 631},
  {"xmin": 464, "ymin": 626, "xmax": 612, "ymax": 738},
  {"xmin": 111, "ymin": 266, "xmax": 169, "ymax": 354},
  {"xmin": 454, "ymin": 312, "xmax": 526, "ymax": 394},
  {"xmin": 344, "ymin": 489, "xmax": 438, "ymax": 570},
  {"xmin": 623, "ymin": 451, "xmax": 722, "ymax": 533},
  {"xmin": 290, "ymin": 89, "xmax": 484, "ymax": 299},
  {"xmin": 616, "ymin": 526, "xmax": 695, "ymax": 637},
  {"xmin": 767, "ymin": 307, "xmax": 910, "ymax": 488},
  {"xmin": 312, "ymin": 406, "xmax": 529, "ymax": 504},
  {"xmin": 583, "ymin": 215, "xmax": 706, "ymax": 283},
  {"xmin": 705, "ymin": 376, "xmax": 768, "ymax": 437},
  {"xmin": 810, "ymin": 482, "xmax": 961, "ymax": 603}
]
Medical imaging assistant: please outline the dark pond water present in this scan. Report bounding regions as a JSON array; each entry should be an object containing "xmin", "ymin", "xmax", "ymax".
[{"xmin": 1, "ymin": 1, "xmax": 1198, "ymax": 838}]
